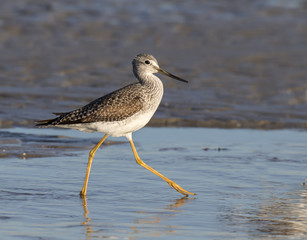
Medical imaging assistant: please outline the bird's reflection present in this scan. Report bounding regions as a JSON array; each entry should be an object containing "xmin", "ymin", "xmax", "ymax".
[
  {"xmin": 130, "ymin": 196, "xmax": 195, "ymax": 238},
  {"xmin": 81, "ymin": 196, "xmax": 94, "ymax": 240},
  {"xmin": 80, "ymin": 195, "xmax": 195, "ymax": 239},
  {"xmin": 134, "ymin": 196, "xmax": 193, "ymax": 224}
]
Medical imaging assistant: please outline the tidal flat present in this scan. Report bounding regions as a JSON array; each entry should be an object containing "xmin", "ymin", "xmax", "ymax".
[{"xmin": 1, "ymin": 127, "xmax": 307, "ymax": 239}]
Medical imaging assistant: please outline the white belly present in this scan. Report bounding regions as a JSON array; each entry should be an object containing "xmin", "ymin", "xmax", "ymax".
[{"xmin": 55, "ymin": 110, "xmax": 155, "ymax": 137}]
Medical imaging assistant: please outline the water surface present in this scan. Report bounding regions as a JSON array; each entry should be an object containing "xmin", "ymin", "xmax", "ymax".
[
  {"xmin": 1, "ymin": 127, "xmax": 307, "ymax": 239},
  {"xmin": 1, "ymin": 0, "xmax": 307, "ymax": 128}
]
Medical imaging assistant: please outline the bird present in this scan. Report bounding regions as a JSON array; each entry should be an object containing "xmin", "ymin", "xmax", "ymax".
[{"xmin": 36, "ymin": 54, "xmax": 195, "ymax": 197}]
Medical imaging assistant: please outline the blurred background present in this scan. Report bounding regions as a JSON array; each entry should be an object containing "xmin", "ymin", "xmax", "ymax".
[{"xmin": 0, "ymin": 0, "xmax": 307, "ymax": 128}]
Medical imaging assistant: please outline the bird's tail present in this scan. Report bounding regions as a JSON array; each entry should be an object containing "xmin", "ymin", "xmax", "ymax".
[
  {"xmin": 35, "ymin": 112, "xmax": 66, "ymax": 127},
  {"xmin": 35, "ymin": 118, "xmax": 57, "ymax": 127}
]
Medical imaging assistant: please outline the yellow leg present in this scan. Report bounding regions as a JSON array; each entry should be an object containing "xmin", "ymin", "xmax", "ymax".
[
  {"xmin": 129, "ymin": 139, "xmax": 195, "ymax": 196},
  {"xmin": 80, "ymin": 134, "xmax": 109, "ymax": 197}
]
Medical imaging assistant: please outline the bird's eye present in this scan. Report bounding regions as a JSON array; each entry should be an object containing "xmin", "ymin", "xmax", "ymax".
[{"xmin": 145, "ymin": 60, "xmax": 150, "ymax": 64}]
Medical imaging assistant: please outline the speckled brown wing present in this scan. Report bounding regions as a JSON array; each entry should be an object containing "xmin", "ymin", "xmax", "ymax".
[{"xmin": 37, "ymin": 83, "xmax": 145, "ymax": 126}]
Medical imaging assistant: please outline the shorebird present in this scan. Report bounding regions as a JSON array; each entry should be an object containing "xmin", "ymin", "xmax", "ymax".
[{"xmin": 36, "ymin": 54, "xmax": 195, "ymax": 197}]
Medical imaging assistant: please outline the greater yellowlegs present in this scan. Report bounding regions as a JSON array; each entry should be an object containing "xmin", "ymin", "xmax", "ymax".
[{"xmin": 36, "ymin": 54, "xmax": 195, "ymax": 197}]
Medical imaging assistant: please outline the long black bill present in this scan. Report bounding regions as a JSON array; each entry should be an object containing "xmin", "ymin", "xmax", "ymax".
[{"xmin": 157, "ymin": 68, "xmax": 188, "ymax": 83}]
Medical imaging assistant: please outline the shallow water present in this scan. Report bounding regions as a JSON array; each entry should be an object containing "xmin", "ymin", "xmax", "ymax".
[{"xmin": 1, "ymin": 127, "xmax": 307, "ymax": 239}]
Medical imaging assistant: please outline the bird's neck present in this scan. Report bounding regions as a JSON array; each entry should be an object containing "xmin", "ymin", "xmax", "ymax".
[{"xmin": 137, "ymin": 72, "xmax": 163, "ymax": 90}]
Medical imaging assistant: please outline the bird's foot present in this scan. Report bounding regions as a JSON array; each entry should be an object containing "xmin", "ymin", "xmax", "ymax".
[
  {"xmin": 80, "ymin": 187, "xmax": 87, "ymax": 198},
  {"xmin": 168, "ymin": 181, "xmax": 195, "ymax": 196}
]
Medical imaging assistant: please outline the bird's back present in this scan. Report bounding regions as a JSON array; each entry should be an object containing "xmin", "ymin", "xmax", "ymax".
[{"xmin": 36, "ymin": 82, "xmax": 162, "ymax": 127}]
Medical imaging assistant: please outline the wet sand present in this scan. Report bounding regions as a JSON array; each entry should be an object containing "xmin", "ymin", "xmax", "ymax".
[
  {"xmin": 1, "ymin": 127, "xmax": 307, "ymax": 239},
  {"xmin": 0, "ymin": 0, "xmax": 307, "ymax": 128}
]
